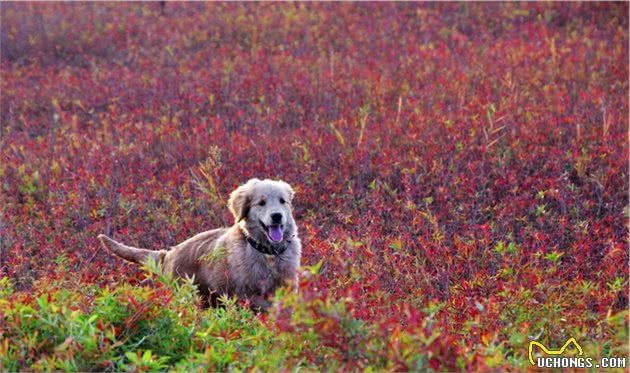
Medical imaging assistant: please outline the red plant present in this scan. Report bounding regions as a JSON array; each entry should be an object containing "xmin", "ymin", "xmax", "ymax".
[{"xmin": 1, "ymin": 2, "xmax": 627, "ymax": 370}]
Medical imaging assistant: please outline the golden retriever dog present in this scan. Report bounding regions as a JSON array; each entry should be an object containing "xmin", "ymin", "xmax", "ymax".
[{"xmin": 98, "ymin": 178, "xmax": 301, "ymax": 310}]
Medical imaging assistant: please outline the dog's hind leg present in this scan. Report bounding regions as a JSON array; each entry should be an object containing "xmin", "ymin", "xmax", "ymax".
[{"xmin": 98, "ymin": 234, "xmax": 166, "ymax": 265}]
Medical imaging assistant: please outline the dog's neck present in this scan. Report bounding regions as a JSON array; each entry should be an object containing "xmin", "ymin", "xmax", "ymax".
[
  {"xmin": 237, "ymin": 224, "xmax": 287, "ymax": 256},
  {"xmin": 246, "ymin": 235, "xmax": 287, "ymax": 256}
]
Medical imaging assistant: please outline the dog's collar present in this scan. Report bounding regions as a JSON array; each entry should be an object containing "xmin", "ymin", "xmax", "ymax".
[{"xmin": 246, "ymin": 236, "xmax": 287, "ymax": 256}]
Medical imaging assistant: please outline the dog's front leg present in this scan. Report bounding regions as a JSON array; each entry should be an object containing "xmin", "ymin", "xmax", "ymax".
[
  {"xmin": 249, "ymin": 295, "xmax": 272, "ymax": 312},
  {"xmin": 292, "ymin": 273, "xmax": 299, "ymax": 293}
]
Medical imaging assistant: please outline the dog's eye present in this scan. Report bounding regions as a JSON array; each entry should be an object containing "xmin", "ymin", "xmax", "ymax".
[
  {"xmin": 279, "ymin": 198, "xmax": 286, "ymax": 204},
  {"xmin": 258, "ymin": 200, "xmax": 266, "ymax": 206}
]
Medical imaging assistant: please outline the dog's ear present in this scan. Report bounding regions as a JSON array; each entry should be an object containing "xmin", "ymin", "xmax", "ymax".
[
  {"xmin": 278, "ymin": 180, "xmax": 295, "ymax": 202},
  {"xmin": 228, "ymin": 178, "xmax": 260, "ymax": 222}
]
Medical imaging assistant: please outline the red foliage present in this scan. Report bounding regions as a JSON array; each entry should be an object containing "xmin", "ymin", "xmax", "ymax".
[{"xmin": 1, "ymin": 2, "xmax": 628, "ymax": 369}]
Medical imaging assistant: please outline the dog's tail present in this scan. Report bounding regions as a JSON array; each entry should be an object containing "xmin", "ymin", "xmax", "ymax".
[{"xmin": 98, "ymin": 234, "xmax": 167, "ymax": 265}]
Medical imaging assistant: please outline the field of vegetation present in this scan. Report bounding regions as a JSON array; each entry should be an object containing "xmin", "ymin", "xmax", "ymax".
[{"xmin": 1, "ymin": 2, "xmax": 628, "ymax": 371}]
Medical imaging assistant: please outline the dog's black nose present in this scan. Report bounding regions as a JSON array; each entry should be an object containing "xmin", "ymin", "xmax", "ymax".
[{"xmin": 271, "ymin": 213, "xmax": 283, "ymax": 224}]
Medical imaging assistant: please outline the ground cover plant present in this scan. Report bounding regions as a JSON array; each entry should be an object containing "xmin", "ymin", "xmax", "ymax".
[{"xmin": 1, "ymin": 2, "xmax": 628, "ymax": 371}]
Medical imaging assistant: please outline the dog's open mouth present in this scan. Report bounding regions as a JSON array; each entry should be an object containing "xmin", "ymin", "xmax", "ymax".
[{"xmin": 260, "ymin": 220, "xmax": 283, "ymax": 242}]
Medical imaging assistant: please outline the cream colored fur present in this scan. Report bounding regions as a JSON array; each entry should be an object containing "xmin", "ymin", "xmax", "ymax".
[{"xmin": 98, "ymin": 178, "xmax": 301, "ymax": 310}]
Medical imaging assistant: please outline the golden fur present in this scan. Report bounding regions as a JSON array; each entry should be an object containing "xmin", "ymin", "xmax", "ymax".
[{"xmin": 98, "ymin": 178, "xmax": 301, "ymax": 309}]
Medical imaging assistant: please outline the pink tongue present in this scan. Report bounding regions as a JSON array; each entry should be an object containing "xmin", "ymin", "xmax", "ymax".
[{"xmin": 269, "ymin": 226, "xmax": 283, "ymax": 242}]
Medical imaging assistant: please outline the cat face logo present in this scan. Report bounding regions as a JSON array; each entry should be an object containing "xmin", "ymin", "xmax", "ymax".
[
  {"xmin": 530, "ymin": 337, "xmax": 627, "ymax": 369},
  {"xmin": 529, "ymin": 338, "xmax": 584, "ymax": 366},
  {"xmin": 528, "ymin": 337, "xmax": 584, "ymax": 366}
]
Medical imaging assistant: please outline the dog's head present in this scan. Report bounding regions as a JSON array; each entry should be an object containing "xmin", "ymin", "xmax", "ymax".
[{"xmin": 228, "ymin": 178, "xmax": 296, "ymax": 246}]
